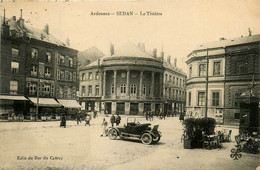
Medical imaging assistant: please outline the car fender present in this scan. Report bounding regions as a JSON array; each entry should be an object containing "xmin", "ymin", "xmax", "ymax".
[{"xmin": 141, "ymin": 130, "xmax": 156, "ymax": 138}]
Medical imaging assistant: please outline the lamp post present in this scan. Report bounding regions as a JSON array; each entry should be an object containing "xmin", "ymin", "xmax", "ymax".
[{"xmin": 205, "ymin": 48, "xmax": 209, "ymax": 118}]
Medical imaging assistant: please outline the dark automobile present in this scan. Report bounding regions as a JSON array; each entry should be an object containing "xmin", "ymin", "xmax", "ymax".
[{"xmin": 108, "ymin": 118, "xmax": 162, "ymax": 145}]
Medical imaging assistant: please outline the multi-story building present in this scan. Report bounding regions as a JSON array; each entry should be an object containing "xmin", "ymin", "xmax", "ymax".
[
  {"xmin": 0, "ymin": 10, "xmax": 79, "ymax": 119},
  {"xmin": 185, "ymin": 34, "xmax": 260, "ymax": 125},
  {"xmin": 79, "ymin": 42, "xmax": 186, "ymax": 115}
]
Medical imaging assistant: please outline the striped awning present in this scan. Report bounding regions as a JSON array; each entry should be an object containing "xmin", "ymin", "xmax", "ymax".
[
  {"xmin": 28, "ymin": 97, "xmax": 61, "ymax": 107},
  {"xmin": 57, "ymin": 99, "xmax": 81, "ymax": 108},
  {"xmin": 0, "ymin": 95, "xmax": 28, "ymax": 101}
]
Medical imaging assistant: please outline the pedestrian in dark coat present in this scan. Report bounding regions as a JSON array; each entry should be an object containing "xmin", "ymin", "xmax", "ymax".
[
  {"xmin": 115, "ymin": 114, "xmax": 121, "ymax": 126},
  {"xmin": 145, "ymin": 111, "xmax": 149, "ymax": 121},
  {"xmin": 110, "ymin": 114, "xmax": 115, "ymax": 127},
  {"xmin": 60, "ymin": 115, "xmax": 66, "ymax": 128}
]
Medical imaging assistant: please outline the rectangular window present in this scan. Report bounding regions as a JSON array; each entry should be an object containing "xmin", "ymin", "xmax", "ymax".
[
  {"xmin": 10, "ymin": 81, "xmax": 18, "ymax": 94},
  {"xmin": 12, "ymin": 48, "xmax": 19, "ymax": 57},
  {"xmin": 89, "ymin": 72, "xmax": 92, "ymax": 80},
  {"xmin": 199, "ymin": 64, "xmax": 206, "ymax": 76},
  {"xmin": 148, "ymin": 86, "xmax": 151, "ymax": 96},
  {"xmin": 64, "ymin": 86, "xmax": 68, "ymax": 98},
  {"xmin": 51, "ymin": 84, "xmax": 54, "ymax": 97},
  {"xmin": 176, "ymin": 90, "xmax": 178, "ymax": 99},
  {"xmin": 213, "ymin": 62, "xmax": 221, "ymax": 75},
  {"xmin": 46, "ymin": 52, "xmax": 51, "ymax": 63},
  {"xmin": 95, "ymin": 85, "xmax": 99, "ymax": 96},
  {"xmin": 58, "ymin": 55, "xmax": 65, "ymax": 65},
  {"xmin": 65, "ymin": 71, "xmax": 69, "ymax": 81},
  {"xmin": 69, "ymin": 57, "xmax": 73, "ymax": 67},
  {"xmin": 95, "ymin": 72, "xmax": 99, "ymax": 80},
  {"xmin": 44, "ymin": 67, "xmax": 51, "ymax": 78},
  {"xmin": 165, "ymin": 74, "xmax": 168, "ymax": 83},
  {"xmin": 81, "ymin": 73, "xmax": 85, "ymax": 81},
  {"xmin": 72, "ymin": 86, "xmax": 76, "ymax": 99},
  {"xmin": 234, "ymin": 92, "xmax": 241, "ymax": 107},
  {"xmin": 180, "ymin": 79, "xmax": 182, "ymax": 87},
  {"xmin": 176, "ymin": 78, "xmax": 178, "ymax": 86},
  {"xmin": 212, "ymin": 92, "xmax": 220, "ymax": 106},
  {"xmin": 143, "ymin": 85, "xmax": 146, "ymax": 95},
  {"xmin": 28, "ymin": 82, "xmax": 37, "ymax": 95},
  {"xmin": 188, "ymin": 92, "xmax": 191, "ymax": 106},
  {"xmin": 88, "ymin": 85, "xmax": 92, "ymax": 95},
  {"xmin": 235, "ymin": 113, "xmax": 240, "ymax": 119},
  {"xmin": 198, "ymin": 92, "xmax": 205, "ymax": 106},
  {"xmin": 169, "ymin": 75, "xmax": 171, "ymax": 83},
  {"xmin": 237, "ymin": 61, "xmax": 246, "ymax": 74},
  {"xmin": 31, "ymin": 48, "xmax": 38, "ymax": 58},
  {"xmin": 173, "ymin": 77, "xmax": 175, "ymax": 84},
  {"xmin": 11, "ymin": 61, "xmax": 19, "ymax": 74},
  {"xmin": 60, "ymin": 71, "xmax": 64, "ymax": 80},
  {"xmin": 179, "ymin": 91, "xmax": 182, "ymax": 100},
  {"xmin": 57, "ymin": 69, "xmax": 60, "ymax": 80},
  {"xmin": 31, "ymin": 65, "xmax": 38, "ymax": 77},
  {"xmin": 73, "ymin": 72, "xmax": 76, "ymax": 82}
]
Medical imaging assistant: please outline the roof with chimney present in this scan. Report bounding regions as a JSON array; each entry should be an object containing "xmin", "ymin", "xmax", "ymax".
[
  {"xmin": 1, "ymin": 15, "xmax": 67, "ymax": 46},
  {"xmin": 194, "ymin": 34, "xmax": 260, "ymax": 51},
  {"xmin": 78, "ymin": 46, "xmax": 105, "ymax": 67},
  {"xmin": 108, "ymin": 41, "xmax": 155, "ymax": 59}
]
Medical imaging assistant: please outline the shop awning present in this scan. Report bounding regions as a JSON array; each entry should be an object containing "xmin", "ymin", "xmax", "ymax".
[
  {"xmin": 28, "ymin": 97, "xmax": 61, "ymax": 107},
  {"xmin": 57, "ymin": 99, "xmax": 81, "ymax": 108},
  {"xmin": 0, "ymin": 95, "xmax": 28, "ymax": 101}
]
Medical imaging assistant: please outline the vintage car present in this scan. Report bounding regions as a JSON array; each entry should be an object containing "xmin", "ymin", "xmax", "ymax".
[{"xmin": 108, "ymin": 118, "xmax": 162, "ymax": 145}]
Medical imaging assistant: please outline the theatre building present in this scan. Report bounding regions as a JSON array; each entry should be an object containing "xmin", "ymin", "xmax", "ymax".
[
  {"xmin": 0, "ymin": 10, "xmax": 79, "ymax": 120},
  {"xmin": 79, "ymin": 42, "xmax": 186, "ymax": 115}
]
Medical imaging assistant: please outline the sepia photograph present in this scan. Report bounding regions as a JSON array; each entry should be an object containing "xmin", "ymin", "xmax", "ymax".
[{"xmin": 0, "ymin": 0, "xmax": 259, "ymax": 169}]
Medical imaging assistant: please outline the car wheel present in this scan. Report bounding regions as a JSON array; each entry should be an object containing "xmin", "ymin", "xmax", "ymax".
[
  {"xmin": 152, "ymin": 133, "xmax": 161, "ymax": 143},
  {"xmin": 141, "ymin": 133, "xmax": 153, "ymax": 145},
  {"xmin": 108, "ymin": 129, "xmax": 118, "ymax": 140}
]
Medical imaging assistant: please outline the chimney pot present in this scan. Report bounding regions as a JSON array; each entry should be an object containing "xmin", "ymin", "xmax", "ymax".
[
  {"xmin": 153, "ymin": 48, "xmax": 157, "ymax": 58},
  {"xmin": 44, "ymin": 24, "xmax": 49, "ymax": 34},
  {"xmin": 110, "ymin": 43, "xmax": 114, "ymax": 56},
  {"xmin": 174, "ymin": 58, "xmax": 177, "ymax": 67}
]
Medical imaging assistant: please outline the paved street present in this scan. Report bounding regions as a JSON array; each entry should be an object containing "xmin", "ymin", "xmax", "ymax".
[{"xmin": 0, "ymin": 116, "xmax": 259, "ymax": 170}]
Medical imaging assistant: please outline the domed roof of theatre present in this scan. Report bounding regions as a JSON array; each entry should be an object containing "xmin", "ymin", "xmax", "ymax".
[
  {"xmin": 79, "ymin": 42, "xmax": 161, "ymax": 70},
  {"xmin": 106, "ymin": 42, "xmax": 155, "ymax": 59}
]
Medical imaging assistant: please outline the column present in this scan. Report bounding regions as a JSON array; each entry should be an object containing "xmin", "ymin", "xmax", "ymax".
[
  {"xmin": 151, "ymin": 72, "xmax": 154, "ymax": 97},
  {"xmin": 159, "ymin": 73, "xmax": 162, "ymax": 98},
  {"xmin": 126, "ymin": 70, "xmax": 130, "ymax": 96},
  {"xmin": 125, "ymin": 102, "xmax": 130, "ymax": 115},
  {"xmin": 113, "ymin": 70, "xmax": 117, "ymax": 97},
  {"xmin": 103, "ymin": 71, "xmax": 106, "ymax": 97},
  {"xmin": 100, "ymin": 71, "xmax": 103, "ymax": 96},
  {"xmin": 139, "ymin": 71, "xmax": 143, "ymax": 97},
  {"xmin": 112, "ymin": 102, "xmax": 116, "ymax": 114}
]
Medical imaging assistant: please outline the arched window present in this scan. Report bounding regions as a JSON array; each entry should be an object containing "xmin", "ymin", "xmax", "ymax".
[
  {"xmin": 120, "ymin": 84, "xmax": 126, "ymax": 94},
  {"xmin": 130, "ymin": 84, "xmax": 137, "ymax": 95}
]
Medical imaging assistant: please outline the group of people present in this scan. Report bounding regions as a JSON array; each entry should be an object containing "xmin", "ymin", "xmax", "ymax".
[{"xmin": 100, "ymin": 113, "xmax": 121, "ymax": 137}]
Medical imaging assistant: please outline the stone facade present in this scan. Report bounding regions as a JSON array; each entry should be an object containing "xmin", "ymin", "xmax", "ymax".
[
  {"xmin": 79, "ymin": 42, "xmax": 186, "ymax": 115},
  {"xmin": 185, "ymin": 34, "xmax": 260, "ymax": 125},
  {"xmin": 0, "ymin": 11, "xmax": 78, "ymax": 117}
]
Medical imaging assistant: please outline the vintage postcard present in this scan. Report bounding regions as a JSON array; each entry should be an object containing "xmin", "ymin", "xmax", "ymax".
[{"xmin": 0, "ymin": 0, "xmax": 259, "ymax": 169}]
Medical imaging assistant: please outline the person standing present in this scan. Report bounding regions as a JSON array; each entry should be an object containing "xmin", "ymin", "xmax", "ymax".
[
  {"xmin": 60, "ymin": 115, "xmax": 66, "ymax": 128},
  {"xmin": 145, "ymin": 111, "xmax": 149, "ymax": 121},
  {"xmin": 85, "ymin": 114, "xmax": 91, "ymax": 126},
  {"xmin": 76, "ymin": 113, "xmax": 81, "ymax": 125},
  {"xmin": 115, "ymin": 114, "xmax": 121, "ymax": 126},
  {"xmin": 110, "ymin": 114, "xmax": 115, "ymax": 127},
  {"xmin": 101, "ymin": 118, "xmax": 108, "ymax": 137}
]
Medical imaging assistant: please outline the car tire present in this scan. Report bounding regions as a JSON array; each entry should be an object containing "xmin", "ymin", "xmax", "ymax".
[
  {"xmin": 141, "ymin": 133, "xmax": 153, "ymax": 145},
  {"xmin": 108, "ymin": 129, "xmax": 118, "ymax": 140},
  {"xmin": 152, "ymin": 134, "xmax": 161, "ymax": 143}
]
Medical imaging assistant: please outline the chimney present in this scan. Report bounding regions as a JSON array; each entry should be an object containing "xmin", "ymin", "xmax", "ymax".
[
  {"xmin": 248, "ymin": 28, "xmax": 252, "ymax": 36},
  {"xmin": 66, "ymin": 38, "xmax": 70, "ymax": 46},
  {"xmin": 140, "ymin": 43, "xmax": 145, "ymax": 52},
  {"xmin": 167, "ymin": 55, "xmax": 171, "ymax": 64},
  {"xmin": 12, "ymin": 16, "xmax": 16, "ymax": 21},
  {"xmin": 161, "ymin": 51, "xmax": 164, "ymax": 61},
  {"xmin": 153, "ymin": 48, "xmax": 157, "ymax": 58},
  {"xmin": 3, "ymin": 9, "xmax": 6, "ymax": 25},
  {"xmin": 174, "ymin": 58, "xmax": 177, "ymax": 67},
  {"xmin": 110, "ymin": 43, "xmax": 114, "ymax": 56},
  {"xmin": 17, "ymin": 9, "xmax": 24, "ymax": 28},
  {"xmin": 2, "ymin": 9, "xmax": 10, "ymax": 37},
  {"xmin": 44, "ymin": 24, "xmax": 49, "ymax": 34}
]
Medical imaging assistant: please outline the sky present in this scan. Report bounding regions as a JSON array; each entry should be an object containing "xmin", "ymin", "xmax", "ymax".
[{"xmin": 1, "ymin": 0, "xmax": 260, "ymax": 72}]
